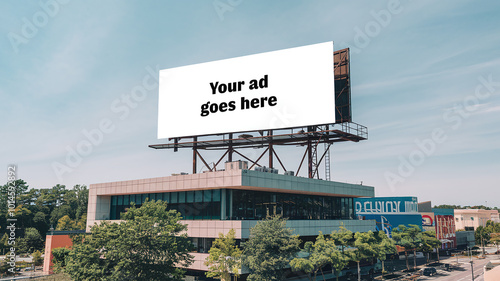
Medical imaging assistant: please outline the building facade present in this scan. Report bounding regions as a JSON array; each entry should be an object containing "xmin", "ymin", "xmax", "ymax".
[
  {"xmin": 432, "ymin": 208, "xmax": 456, "ymax": 249},
  {"xmin": 86, "ymin": 161, "xmax": 376, "ymax": 275},
  {"xmin": 354, "ymin": 196, "xmax": 421, "ymax": 237},
  {"xmin": 454, "ymin": 209, "xmax": 500, "ymax": 231}
]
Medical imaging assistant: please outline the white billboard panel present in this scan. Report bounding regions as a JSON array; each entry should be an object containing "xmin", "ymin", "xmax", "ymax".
[{"xmin": 158, "ymin": 42, "xmax": 335, "ymax": 139}]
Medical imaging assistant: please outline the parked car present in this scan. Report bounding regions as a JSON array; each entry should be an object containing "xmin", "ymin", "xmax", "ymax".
[{"xmin": 422, "ymin": 267, "xmax": 437, "ymax": 276}]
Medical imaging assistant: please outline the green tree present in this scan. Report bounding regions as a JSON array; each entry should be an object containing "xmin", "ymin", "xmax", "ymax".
[
  {"xmin": 374, "ymin": 231, "xmax": 396, "ymax": 278},
  {"xmin": 392, "ymin": 225, "xmax": 422, "ymax": 271},
  {"xmin": 475, "ymin": 225, "xmax": 490, "ymax": 256},
  {"xmin": 18, "ymin": 227, "xmax": 43, "ymax": 253},
  {"xmin": 32, "ymin": 250, "xmax": 43, "ymax": 266},
  {"xmin": 56, "ymin": 215, "xmax": 76, "ymax": 231},
  {"xmin": 419, "ymin": 231, "xmax": 441, "ymax": 263},
  {"xmin": 52, "ymin": 247, "xmax": 72, "ymax": 273},
  {"xmin": 349, "ymin": 231, "xmax": 378, "ymax": 281},
  {"xmin": 65, "ymin": 200, "xmax": 194, "ymax": 281},
  {"xmin": 290, "ymin": 232, "xmax": 335, "ymax": 281},
  {"xmin": 490, "ymin": 233, "xmax": 500, "ymax": 253},
  {"xmin": 329, "ymin": 226, "xmax": 353, "ymax": 281},
  {"xmin": 330, "ymin": 225, "xmax": 353, "ymax": 254},
  {"xmin": 329, "ymin": 246, "xmax": 350, "ymax": 281},
  {"xmin": 243, "ymin": 215, "xmax": 301, "ymax": 281},
  {"xmin": 205, "ymin": 229, "xmax": 242, "ymax": 281}
]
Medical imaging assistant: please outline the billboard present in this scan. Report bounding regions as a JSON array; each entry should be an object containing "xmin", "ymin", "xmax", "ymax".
[
  {"xmin": 355, "ymin": 197, "xmax": 419, "ymax": 215},
  {"xmin": 158, "ymin": 42, "xmax": 335, "ymax": 139},
  {"xmin": 421, "ymin": 212, "xmax": 435, "ymax": 232}
]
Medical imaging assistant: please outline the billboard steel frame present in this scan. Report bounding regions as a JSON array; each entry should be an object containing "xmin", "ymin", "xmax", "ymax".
[{"xmin": 149, "ymin": 122, "xmax": 367, "ymax": 179}]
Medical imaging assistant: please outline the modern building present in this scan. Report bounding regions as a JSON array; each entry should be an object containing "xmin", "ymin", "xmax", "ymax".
[
  {"xmin": 86, "ymin": 161, "xmax": 375, "ymax": 276},
  {"xmin": 418, "ymin": 201, "xmax": 457, "ymax": 249},
  {"xmin": 454, "ymin": 209, "xmax": 500, "ymax": 231},
  {"xmin": 354, "ymin": 196, "xmax": 421, "ymax": 237}
]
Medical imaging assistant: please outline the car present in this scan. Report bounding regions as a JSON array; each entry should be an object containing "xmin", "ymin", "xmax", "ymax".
[{"xmin": 422, "ymin": 267, "xmax": 437, "ymax": 276}]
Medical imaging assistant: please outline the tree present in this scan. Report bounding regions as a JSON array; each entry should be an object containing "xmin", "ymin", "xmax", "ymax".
[
  {"xmin": 475, "ymin": 225, "xmax": 490, "ymax": 256},
  {"xmin": 329, "ymin": 245, "xmax": 350, "ymax": 281},
  {"xmin": 392, "ymin": 225, "xmax": 422, "ymax": 271},
  {"xmin": 65, "ymin": 200, "xmax": 194, "ymax": 281},
  {"xmin": 17, "ymin": 227, "xmax": 43, "ymax": 253},
  {"xmin": 330, "ymin": 225, "xmax": 353, "ymax": 254},
  {"xmin": 374, "ymin": 231, "xmax": 396, "ymax": 278},
  {"xmin": 490, "ymin": 233, "xmax": 500, "ymax": 253},
  {"xmin": 419, "ymin": 231, "xmax": 441, "ymax": 263},
  {"xmin": 52, "ymin": 247, "xmax": 72, "ymax": 273},
  {"xmin": 205, "ymin": 229, "xmax": 242, "ymax": 281},
  {"xmin": 56, "ymin": 215, "xmax": 76, "ymax": 231},
  {"xmin": 290, "ymin": 232, "xmax": 335, "ymax": 281},
  {"xmin": 348, "ymin": 231, "xmax": 378, "ymax": 281},
  {"xmin": 32, "ymin": 250, "xmax": 43, "ymax": 266},
  {"xmin": 243, "ymin": 215, "xmax": 301, "ymax": 281},
  {"xmin": 329, "ymin": 226, "xmax": 353, "ymax": 281}
]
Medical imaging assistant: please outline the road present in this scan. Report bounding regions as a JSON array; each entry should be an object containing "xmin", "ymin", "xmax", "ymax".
[{"xmin": 416, "ymin": 255, "xmax": 496, "ymax": 281}]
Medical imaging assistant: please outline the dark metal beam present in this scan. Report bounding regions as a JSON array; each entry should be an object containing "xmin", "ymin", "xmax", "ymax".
[{"xmin": 195, "ymin": 150, "xmax": 212, "ymax": 172}]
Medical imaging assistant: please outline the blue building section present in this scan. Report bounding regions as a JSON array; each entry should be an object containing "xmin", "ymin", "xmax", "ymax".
[
  {"xmin": 359, "ymin": 214, "xmax": 423, "ymax": 237},
  {"xmin": 355, "ymin": 197, "xmax": 422, "ymax": 237}
]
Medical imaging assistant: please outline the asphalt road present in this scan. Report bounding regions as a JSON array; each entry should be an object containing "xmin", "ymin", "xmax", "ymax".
[{"xmin": 416, "ymin": 255, "xmax": 496, "ymax": 281}]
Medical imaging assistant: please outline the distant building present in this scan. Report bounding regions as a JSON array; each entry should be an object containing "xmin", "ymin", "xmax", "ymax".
[
  {"xmin": 454, "ymin": 209, "xmax": 500, "ymax": 231},
  {"xmin": 355, "ymin": 196, "xmax": 421, "ymax": 237},
  {"xmin": 433, "ymin": 208, "xmax": 456, "ymax": 249},
  {"xmin": 418, "ymin": 201, "xmax": 457, "ymax": 249}
]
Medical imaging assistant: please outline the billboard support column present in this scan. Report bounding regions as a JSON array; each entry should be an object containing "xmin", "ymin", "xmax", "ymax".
[
  {"xmin": 308, "ymin": 137, "xmax": 313, "ymax": 178},
  {"xmin": 228, "ymin": 133, "xmax": 233, "ymax": 162},
  {"xmin": 192, "ymin": 136, "xmax": 198, "ymax": 174},
  {"xmin": 268, "ymin": 130, "xmax": 273, "ymax": 168}
]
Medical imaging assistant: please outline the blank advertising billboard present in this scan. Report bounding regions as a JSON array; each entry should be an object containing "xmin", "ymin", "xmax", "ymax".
[{"xmin": 158, "ymin": 42, "xmax": 335, "ymax": 139}]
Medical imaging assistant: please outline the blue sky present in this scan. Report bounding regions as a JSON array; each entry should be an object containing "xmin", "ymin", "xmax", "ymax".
[{"xmin": 1, "ymin": 1, "xmax": 499, "ymax": 207}]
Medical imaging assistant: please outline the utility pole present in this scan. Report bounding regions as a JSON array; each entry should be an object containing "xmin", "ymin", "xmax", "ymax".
[
  {"xmin": 470, "ymin": 260, "xmax": 474, "ymax": 280},
  {"xmin": 469, "ymin": 246, "xmax": 474, "ymax": 281}
]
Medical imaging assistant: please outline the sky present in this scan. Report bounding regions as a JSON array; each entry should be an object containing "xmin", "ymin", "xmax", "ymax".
[{"xmin": 1, "ymin": 1, "xmax": 499, "ymax": 207}]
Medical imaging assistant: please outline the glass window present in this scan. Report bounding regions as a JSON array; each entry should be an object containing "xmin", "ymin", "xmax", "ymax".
[
  {"xmin": 171, "ymin": 192, "xmax": 178, "ymax": 204},
  {"xmin": 117, "ymin": 195, "xmax": 123, "ymax": 206},
  {"xmin": 112, "ymin": 196, "xmax": 117, "ymax": 205},
  {"xmin": 163, "ymin": 193, "xmax": 170, "ymax": 203},
  {"xmin": 204, "ymin": 190, "xmax": 212, "ymax": 202},
  {"xmin": 123, "ymin": 195, "xmax": 130, "ymax": 205},
  {"xmin": 178, "ymin": 192, "xmax": 186, "ymax": 203},
  {"xmin": 213, "ymin": 189, "xmax": 221, "ymax": 202},
  {"xmin": 141, "ymin": 194, "xmax": 147, "ymax": 204},
  {"xmin": 110, "ymin": 206, "xmax": 117, "ymax": 220},
  {"xmin": 195, "ymin": 190, "xmax": 203, "ymax": 203},
  {"xmin": 186, "ymin": 191, "xmax": 194, "ymax": 203}
]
